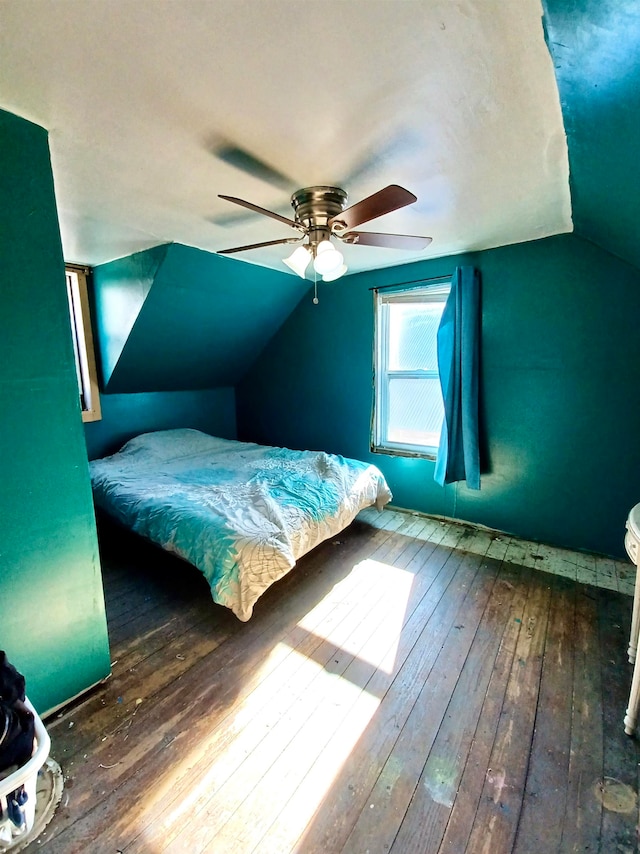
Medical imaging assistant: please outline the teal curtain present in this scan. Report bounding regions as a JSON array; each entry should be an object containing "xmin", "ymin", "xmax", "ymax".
[{"xmin": 434, "ymin": 266, "xmax": 481, "ymax": 489}]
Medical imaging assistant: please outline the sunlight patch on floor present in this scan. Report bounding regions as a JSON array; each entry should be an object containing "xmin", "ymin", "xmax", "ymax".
[
  {"xmin": 296, "ymin": 558, "xmax": 414, "ymax": 676},
  {"xmin": 136, "ymin": 641, "xmax": 383, "ymax": 852},
  {"xmin": 130, "ymin": 639, "xmax": 318, "ymax": 845},
  {"xmin": 248, "ymin": 688, "xmax": 383, "ymax": 853},
  {"xmin": 136, "ymin": 555, "xmax": 416, "ymax": 850}
]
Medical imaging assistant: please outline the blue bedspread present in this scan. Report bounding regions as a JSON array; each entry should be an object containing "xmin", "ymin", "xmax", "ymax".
[{"xmin": 89, "ymin": 429, "xmax": 392, "ymax": 620}]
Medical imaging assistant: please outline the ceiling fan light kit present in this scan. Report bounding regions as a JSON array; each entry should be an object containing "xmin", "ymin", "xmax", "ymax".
[
  {"xmin": 320, "ymin": 262, "xmax": 348, "ymax": 283},
  {"xmin": 283, "ymin": 245, "xmax": 312, "ymax": 278},
  {"xmin": 217, "ymin": 184, "xmax": 432, "ymax": 284},
  {"xmin": 313, "ymin": 240, "xmax": 344, "ymax": 276}
]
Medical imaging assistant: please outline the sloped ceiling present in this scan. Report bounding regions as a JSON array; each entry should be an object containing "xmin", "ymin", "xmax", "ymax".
[
  {"xmin": 93, "ymin": 243, "xmax": 309, "ymax": 392},
  {"xmin": 0, "ymin": 0, "xmax": 571, "ymax": 276},
  {"xmin": 3, "ymin": 1, "xmax": 638, "ymax": 393},
  {"xmin": 542, "ymin": 0, "xmax": 640, "ymax": 270}
]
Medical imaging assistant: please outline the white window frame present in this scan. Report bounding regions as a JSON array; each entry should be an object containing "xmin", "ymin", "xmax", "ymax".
[
  {"xmin": 372, "ymin": 279, "xmax": 451, "ymax": 459},
  {"xmin": 65, "ymin": 265, "xmax": 102, "ymax": 423}
]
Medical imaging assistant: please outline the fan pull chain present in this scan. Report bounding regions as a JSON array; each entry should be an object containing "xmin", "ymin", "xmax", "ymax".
[{"xmin": 313, "ymin": 269, "xmax": 319, "ymax": 305}]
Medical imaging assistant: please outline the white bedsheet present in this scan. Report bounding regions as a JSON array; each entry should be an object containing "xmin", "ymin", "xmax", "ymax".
[{"xmin": 89, "ymin": 429, "xmax": 392, "ymax": 620}]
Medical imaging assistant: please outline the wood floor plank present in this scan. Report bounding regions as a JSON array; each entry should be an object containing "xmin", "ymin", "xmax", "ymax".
[
  {"xmin": 486, "ymin": 533, "xmax": 511, "ymax": 562},
  {"xmin": 239, "ymin": 546, "xmax": 469, "ymax": 854},
  {"xmin": 189, "ymin": 552, "xmax": 442, "ymax": 853},
  {"xmin": 48, "ymin": 547, "xmax": 236, "ymax": 757},
  {"xmin": 103, "ymin": 554, "xmax": 218, "ymax": 649},
  {"xmin": 385, "ymin": 559, "xmax": 521, "ymax": 854},
  {"xmin": 343, "ymin": 555, "xmax": 503, "ymax": 854},
  {"xmin": 290, "ymin": 548, "xmax": 480, "ymax": 853},
  {"xmin": 558, "ymin": 583, "xmax": 604, "ymax": 854},
  {"xmin": 463, "ymin": 572, "xmax": 553, "ymax": 853},
  {"xmin": 436, "ymin": 566, "xmax": 533, "ymax": 853},
  {"xmin": 596, "ymin": 586, "xmax": 640, "ymax": 853},
  {"xmin": 512, "ymin": 573, "xmax": 576, "ymax": 853},
  {"xmin": 49, "ymin": 606, "xmax": 239, "ymax": 764}
]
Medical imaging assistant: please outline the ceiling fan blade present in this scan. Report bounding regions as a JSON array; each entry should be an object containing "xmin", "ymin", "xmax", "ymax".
[
  {"xmin": 328, "ymin": 184, "xmax": 417, "ymax": 232},
  {"xmin": 217, "ymin": 236, "xmax": 304, "ymax": 255},
  {"xmin": 208, "ymin": 201, "xmax": 295, "ymax": 228},
  {"xmin": 212, "ymin": 141, "xmax": 295, "ymax": 191},
  {"xmin": 340, "ymin": 231, "xmax": 432, "ymax": 250},
  {"xmin": 218, "ymin": 195, "xmax": 305, "ymax": 232}
]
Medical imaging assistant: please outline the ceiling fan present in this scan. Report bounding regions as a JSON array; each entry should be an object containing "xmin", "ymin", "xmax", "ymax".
[{"xmin": 216, "ymin": 184, "xmax": 432, "ymax": 281}]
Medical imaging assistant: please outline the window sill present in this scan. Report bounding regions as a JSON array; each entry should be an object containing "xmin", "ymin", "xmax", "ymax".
[
  {"xmin": 81, "ymin": 405, "xmax": 102, "ymax": 423},
  {"xmin": 371, "ymin": 444, "xmax": 437, "ymax": 462}
]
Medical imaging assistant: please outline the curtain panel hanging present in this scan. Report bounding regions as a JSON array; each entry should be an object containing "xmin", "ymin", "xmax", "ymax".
[{"xmin": 434, "ymin": 266, "xmax": 481, "ymax": 490}]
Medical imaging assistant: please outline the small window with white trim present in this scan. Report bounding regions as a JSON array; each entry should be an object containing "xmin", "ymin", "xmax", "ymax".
[
  {"xmin": 372, "ymin": 279, "xmax": 451, "ymax": 457},
  {"xmin": 65, "ymin": 265, "xmax": 101, "ymax": 422}
]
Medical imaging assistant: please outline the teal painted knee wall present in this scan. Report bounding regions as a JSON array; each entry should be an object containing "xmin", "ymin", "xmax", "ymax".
[
  {"xmin": 0, "ymin": 109, "xmax": 111, "ymax": 714},
  {"xmin": 237, "ymin": 234, "xmax": 640, "ymax": 558},
  {"xmin": 84, "ymin": 388, "xmax": 237, "ymax": 460}
]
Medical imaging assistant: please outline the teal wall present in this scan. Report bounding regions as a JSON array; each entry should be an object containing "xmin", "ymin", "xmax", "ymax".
[
  {"xmin": 93, "ymin": 243, "xmax": 310, "ymax": 392},
  {"xmin": 84, "ymin": 388, "xmax": 237, "ymax": 460},
  {"xmin": 543, "ymin": 0, "xmax": 640, "ymax": 270},
  {"xmin": 0, "ymin": 109, "xmax": 110, "ymax": 714},
  {"xmin": 237, "ymin": 234, "xmax": 640, "ymax": 558}
]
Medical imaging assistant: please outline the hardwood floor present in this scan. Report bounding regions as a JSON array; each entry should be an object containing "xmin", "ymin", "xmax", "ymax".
[{"xmin": 28, "ymin": 512, "xmax": 640, "ymax": 853}]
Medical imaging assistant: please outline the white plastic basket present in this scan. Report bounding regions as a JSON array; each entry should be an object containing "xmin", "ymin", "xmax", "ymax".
[{"xmin": 0, "ymin": 699, "xmax": 50, "ymax": 851}]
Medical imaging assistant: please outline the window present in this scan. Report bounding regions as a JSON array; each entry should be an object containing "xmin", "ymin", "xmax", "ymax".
[
  {"xmin": 65, "ymin": 265, "xmax": 101, "ymax": 422},
  {"xmin": 372, "ymin": 280, "xmax": 451, "ymax": 458}
]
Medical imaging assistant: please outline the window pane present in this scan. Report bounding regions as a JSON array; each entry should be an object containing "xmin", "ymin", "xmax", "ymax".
[
  {"xmin": 388, "ymin": 302, "xmax": 445, "ymax": 371},
  {"xmin": 65, "ymin": 266, "xmax": 102, "ymax": 422},
  {"xmin": 387, "ymin": 377, "xmax": 444, "ymax": 449},
  {"xmin": 65, "ymin": 273, "xmax": 85, "ymax": 401}
]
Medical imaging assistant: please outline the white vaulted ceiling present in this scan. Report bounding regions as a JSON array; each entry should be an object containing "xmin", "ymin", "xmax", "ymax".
[{"xmin": 0, "ymin": 0, "xmax": 571, "ymax": 274}]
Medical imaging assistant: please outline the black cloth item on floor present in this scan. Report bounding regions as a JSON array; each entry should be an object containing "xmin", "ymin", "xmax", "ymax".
[
  {"xmin": 0, "ymin": 702, "xmax": 34, "ymax": 770},
  {"xmin": 0, "ymin": 650, "xmax": 33, "ymax": 772},
  {"xmin": 0, "ymin": 651, "xmax": 26, "ymax": 707},
  {"xmin": 0, "ymin": 652, "xmax": 35, "ymax": 829}
]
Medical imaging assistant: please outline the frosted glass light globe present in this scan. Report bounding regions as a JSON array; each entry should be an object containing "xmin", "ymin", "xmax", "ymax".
[{"xmin": 313, "ymin": 240, "xmax": 344, "ymax": 276}]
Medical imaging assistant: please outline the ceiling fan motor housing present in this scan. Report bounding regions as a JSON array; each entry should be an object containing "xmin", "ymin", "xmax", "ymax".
[{"xmin": 290, "ymin": 186, "xmax": 348, "ymax": 246}]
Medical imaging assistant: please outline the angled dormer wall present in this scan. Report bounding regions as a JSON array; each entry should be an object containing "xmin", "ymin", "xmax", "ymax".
[
  {"xmin": 92, "ymin": 244, "xmax": 168, "ymax": 390},
  {"xmin": 84, "ymin": 243, "xmax": 310, "ymax": 458}
]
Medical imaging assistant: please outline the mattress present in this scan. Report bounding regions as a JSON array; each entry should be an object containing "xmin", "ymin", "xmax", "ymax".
[{"xmin": 89, "ymin": 429, "xmax": 392, "ymax": 620}]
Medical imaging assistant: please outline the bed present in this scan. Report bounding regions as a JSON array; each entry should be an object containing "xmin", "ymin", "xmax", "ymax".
[{"xmin": 89, "ymin": 429, "xmax": 392, "ymax": 621}]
